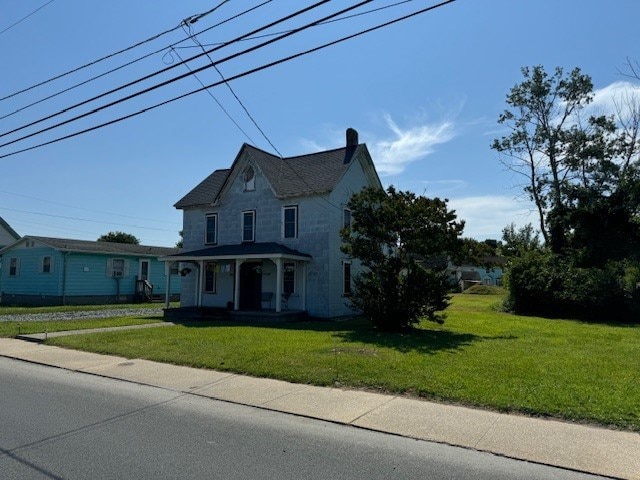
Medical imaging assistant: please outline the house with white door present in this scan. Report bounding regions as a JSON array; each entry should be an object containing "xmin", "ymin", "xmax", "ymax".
[{"xmin": 162, "ymin": 128, "xmax": 383, "ymax": 318}]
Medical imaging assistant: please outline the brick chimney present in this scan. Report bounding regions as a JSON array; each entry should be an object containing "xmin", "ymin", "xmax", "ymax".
[{"xmin": 346, "ymin": 127, "xmax": 359, "ymax": 147}]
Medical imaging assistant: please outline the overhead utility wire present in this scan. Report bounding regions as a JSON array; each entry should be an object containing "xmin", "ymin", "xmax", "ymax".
[
  {"xmin": 181, "ymin": 22, "xmax": 283, "ymax": 157},
  {"xmin": 0, "ymin": 0, "xmax": 457, "ymax": 160},
  {"xmin": 0, "ymin": 0, "xmax": 55, "ymax": 37},
  {"xmin": 0, "ymin": 0, "xmax": 334, "ymax": 143},
  {"xmin": 0, "ymin": 1, "xmax": 229, "ymax": 103},
  {"xmin": 175, "ymin": 0, "xmax": 417, "ymax": 49},
  {"xmin": 0, "ymin": 1, "xmax": 273, "ymax": 122},
  {"xmin": 170, "ymin": 46, "xmax": 258, "ymax": 146}
]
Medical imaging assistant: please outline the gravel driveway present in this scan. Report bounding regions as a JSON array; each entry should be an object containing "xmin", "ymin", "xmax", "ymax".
[{"xmin": 0, "ymin": 308, "xmax": 164, "ymax": 323}]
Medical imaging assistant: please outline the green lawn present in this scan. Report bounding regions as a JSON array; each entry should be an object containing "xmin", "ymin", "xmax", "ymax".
[
  {"xmin": 0, "ymin": 302, "xmax": 175, "ymax": 316},
  {"xmin": 0, "ymin": 317, "xmax": 163, "ymax": 337},
  {"xmin": 46, "ymin": 294, "xmax": 640, "ymax": 431}
]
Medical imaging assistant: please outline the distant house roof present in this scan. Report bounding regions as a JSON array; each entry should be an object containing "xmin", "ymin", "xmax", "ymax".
[
  {"xmin": 460, "ymin": 270, "xmax": 482, "ymax": 281},
  {"xmin": 165, "ymin": 242, "xmax": 311, "ymax": 261},
  {"xmin": 0, "ymin": 216, "xmax": 20, "ymax": 241},
  {"xmin": 0, "ymin": 236, "xmax": 179, "ymax": 257},
  {"xmin": 174, "ymin": 143, "xmax": 367, "ymax": 209}
]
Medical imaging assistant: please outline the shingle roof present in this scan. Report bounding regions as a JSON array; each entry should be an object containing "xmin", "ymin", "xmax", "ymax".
[
  {"xmin": 26, "ymin": 236, "xmax": 179, "ymax": 257},
  {"xmin": 174, "ymin": 169, "xmax": 230, "ymax": 209},
  {"xmin": 175, "ymin": 143, "xmax": 363, "ymax": 209},
  {"xmin": 167, "ymin": 242, "xmax": 311, "ymax": 259}
]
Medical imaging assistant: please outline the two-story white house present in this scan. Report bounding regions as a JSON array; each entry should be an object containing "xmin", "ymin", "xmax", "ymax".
[{"xmin": 162, "ymin": 128, "xmax": 383, "ymax": 318}]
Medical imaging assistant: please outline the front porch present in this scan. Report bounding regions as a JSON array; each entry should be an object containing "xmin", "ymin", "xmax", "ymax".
[{"xmin": 161, "ymin": 242, "xmax": 312, "ymax": 316}]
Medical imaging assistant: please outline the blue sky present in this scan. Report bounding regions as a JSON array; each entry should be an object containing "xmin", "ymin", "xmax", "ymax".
[{"xmin": 1, "ymin": 0, "xmax": 638, "ymax": 246}]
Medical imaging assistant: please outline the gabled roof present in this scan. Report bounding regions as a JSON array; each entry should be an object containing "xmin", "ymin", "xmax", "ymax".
[
  {"xmin": 174, "ymin": 168, "xmax": 230, "ymax": 209},
  {"xmin": 0, "ymin": 216, "xmax": 20, "ymax": 240},
  {"xmin": 175, "ymin": 142, "xmax": 374, "ymax": 209},
  {"xmin": 0, "ymin": 236, "xmax": 179, "ymax": 257}
]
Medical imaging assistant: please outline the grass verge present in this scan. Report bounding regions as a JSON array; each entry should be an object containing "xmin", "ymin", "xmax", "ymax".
[
  {"xmin": 0, "ymin": 317, "xmax": 163, "ymax": 337},
  {"xmin": 47, "ymin": 294, "xmax": 640, "ymax": 431},
  {"xmin": 0, "ymin": 302, "xmax": 177, "ymax": 316}
]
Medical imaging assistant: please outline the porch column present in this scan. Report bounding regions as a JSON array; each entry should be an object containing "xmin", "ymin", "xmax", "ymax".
[
  {"xmin": 197, "ymin": 260, "xmax": 204, "ymax": 307},
  {"xmin": 234, "ymin": 259, "xmax": 244, "ymax": 311},
  {"xmin": 275, "ymin": 257, "xmax": 283, "ymax": 313},
  {"xmin": 301, "ymin": 262, "xmax": 307, "ymax": 311},
  {"xmin": 164, "ymin": 261, "xmax": 171, "ymax": 309}
]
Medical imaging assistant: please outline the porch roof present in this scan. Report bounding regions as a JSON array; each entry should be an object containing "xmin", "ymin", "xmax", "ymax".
[{"xmin": 161, "ymin": 242, "xmax": 312, "ymax": 262}]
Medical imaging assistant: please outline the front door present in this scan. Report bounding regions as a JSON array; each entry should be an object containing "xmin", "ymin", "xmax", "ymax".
[
  {"xmin": 139, "ymin": 260, "xmax": 150, "ymax": 281},
  {"xmin": 239, "ymin": 262, "xmax": 262, "ymax": 310}
]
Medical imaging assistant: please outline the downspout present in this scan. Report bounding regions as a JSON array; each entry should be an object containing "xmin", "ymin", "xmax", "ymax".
[{"xmin": 62, "ymin": 251, "xmax": 69, "ymax": 305}]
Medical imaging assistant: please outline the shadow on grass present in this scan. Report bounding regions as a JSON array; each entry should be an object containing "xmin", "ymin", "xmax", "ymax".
[{"xmin": 169, "ymin": 316, "xmax": 515, "ymax": 355}]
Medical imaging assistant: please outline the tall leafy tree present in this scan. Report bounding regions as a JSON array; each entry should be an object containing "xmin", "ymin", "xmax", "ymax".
[
  {"xmin": 97, "ymin": 231, "xmax": 140, "ymax": 244},
  {"xmin": 341, "ymin": 186, "xmax": 464, "ymax": 331}
]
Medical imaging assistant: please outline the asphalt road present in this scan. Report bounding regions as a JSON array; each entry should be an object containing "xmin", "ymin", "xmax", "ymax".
[{"xmin": 0, "ymin": 358, "xmax": 606, "ymax": 480}]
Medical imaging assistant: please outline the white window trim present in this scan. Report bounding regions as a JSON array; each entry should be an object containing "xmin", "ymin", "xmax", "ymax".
[
  {"xmin": 242, "ymin": 210, "xmax": 256, "ymax": 243},
  {"xmin": 41, "ymin": 256, "xmax": 54, "ymax": 274},
  {"xmin": 108, "ymin": 258, "xmax": 128, "ymax": 278},
  {"xmin": 205, "ymin": 213, "xmax": 218, "ymax": 245},
  {"xmin": 343, "ymin": 208, "xmax": 352, "ymax": 230},
  {"xmin": 9, "ymin": 257, "xmax": 20, "ymax": 276},
  {"xmin": 282, "ymin": 205, "xmax": 298, "ymax": 239}
]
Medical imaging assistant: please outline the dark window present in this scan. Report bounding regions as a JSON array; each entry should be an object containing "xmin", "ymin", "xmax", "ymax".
[
  {"xmin": 283, "ymin": 262, "xmax": 295, "ymax": 294},
  {"xmin": 204, "ymin": 262, "xmax": 216, "ymax": 293},
  {"xmin": 242, "ymin": 211, "xmax": 255, "ymax": 242},
  {"xmin": 283, "ymin": 206, "xmax": 297, "ymax": 239},
  {"xmin": 343, "ymin": 261, "xmax": 352, "ymax": 295},
  {"xmin": 343, "ymin": 208, "xmax": 352, "ymax": 230},
  {"xmin": 9, "ymin": 258, "xmax": 18, "ymax": 276},
  {"xmin": 205, "ymin": 214, "xmax": 217, "ymax": 245},
  {"xmin": 42, "ymin": 256, "xmax": 52, "ymax": 273}
]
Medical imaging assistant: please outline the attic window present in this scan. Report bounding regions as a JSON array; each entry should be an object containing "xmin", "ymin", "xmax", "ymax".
[{"xmin": 243, "ymin": 165, "xmax": 255, "ymax": 191}]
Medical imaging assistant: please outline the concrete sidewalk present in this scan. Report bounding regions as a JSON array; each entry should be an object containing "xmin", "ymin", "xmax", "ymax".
[{"xmin": 1, "ymin": 337, "xmax": 638, "ymax": 479}]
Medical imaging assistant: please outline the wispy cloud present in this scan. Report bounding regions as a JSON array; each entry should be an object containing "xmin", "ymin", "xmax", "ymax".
[
  {"xmin": 448, "ymin": 195, "xmax": 537, "ymax": 240},
  {"xmin": 370, "ymin": 114, "xmax": 456, "ymax": 175}
]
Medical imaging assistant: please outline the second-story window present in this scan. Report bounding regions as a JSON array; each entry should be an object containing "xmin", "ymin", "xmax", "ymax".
[
  {"xmin": 205, "ymin": 213, "xmax": 217, "ymax": 245},
  {"xmin": 283, "ymin": 205, "xmax": 298, "ymax": 239},
  {"xmin": 343, "ymin": 208, "xmax": 352, "ymax": 230},
  {"xmin": 242, "ymin": 210, "xmax": 255, "ymax": 242}
]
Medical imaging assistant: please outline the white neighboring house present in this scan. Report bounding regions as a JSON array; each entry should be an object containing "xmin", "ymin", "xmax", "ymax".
[
  {"xmin": 162, "ymin": 128, "xmax": 383, "ymax": 318},
  {"xmin": 0, "ymin": 217, "xmax": 19, "ymax": 249}
]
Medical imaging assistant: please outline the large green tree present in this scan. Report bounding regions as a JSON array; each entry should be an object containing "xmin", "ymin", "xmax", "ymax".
[
  {"xmin": 493, "ymin": 65, "xmax": 640, "ymax": 319},
  {"xmin": 97, "ymin": 231, "xmax": 140, "ymax": 244},
  {"xmin": 341, "ymin": 186, "xmax": 464, "ymax": 331}
]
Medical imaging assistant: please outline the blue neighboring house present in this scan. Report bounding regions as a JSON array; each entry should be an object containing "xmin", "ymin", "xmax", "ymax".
[
  {"xmin": 0, "ymin": 236, "xmax": 181, "ymax": 306},
  {"xmin": 162, "ymin": 128, "xmax": 383, "ymax": 318}
]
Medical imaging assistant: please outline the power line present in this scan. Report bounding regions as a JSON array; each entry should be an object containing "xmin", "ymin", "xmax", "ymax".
[
  {"xmin": 0, "ymin": 0, "xmax": 457, "ymax": 159},
  {"xmin": 0, "ymin": 206, "xmax": 179, "ymax": 232},
  {"xmin": 0, "ymin": 189, "xmax": 178, "ymax": 224},
  {"xmin": 0, "ymin": 1, "xmax": 273, "ymax": 122},
  {"xmin": 170, "ymin": 46, "xmax": 258, "ymax": 145},
  {"xmin": 0, "ymin": 0, "xmax": 55, "ymax": 37},
  {"xmin": 181, "ymin": 22, "xmax": 283, "ymax": 157},
  {"xmin": 0, "ymin": 1, "xmax": 229, "ymax": 103},
  {"xmin": 0, "ymin": 0, "xmax": 334, "ymax": 144}
]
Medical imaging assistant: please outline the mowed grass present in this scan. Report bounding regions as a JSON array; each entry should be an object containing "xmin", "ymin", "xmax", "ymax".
[
  {"xmin": 0, "ymin": 317, "xmax": 163, "ymax": 337},
  {"xmin": 0, "ymin": 302, "xmax": 175, "ymax": 316},
  {"xmin": 47, "ymin": 294, "xmax": 640, "ymax": 431}
]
